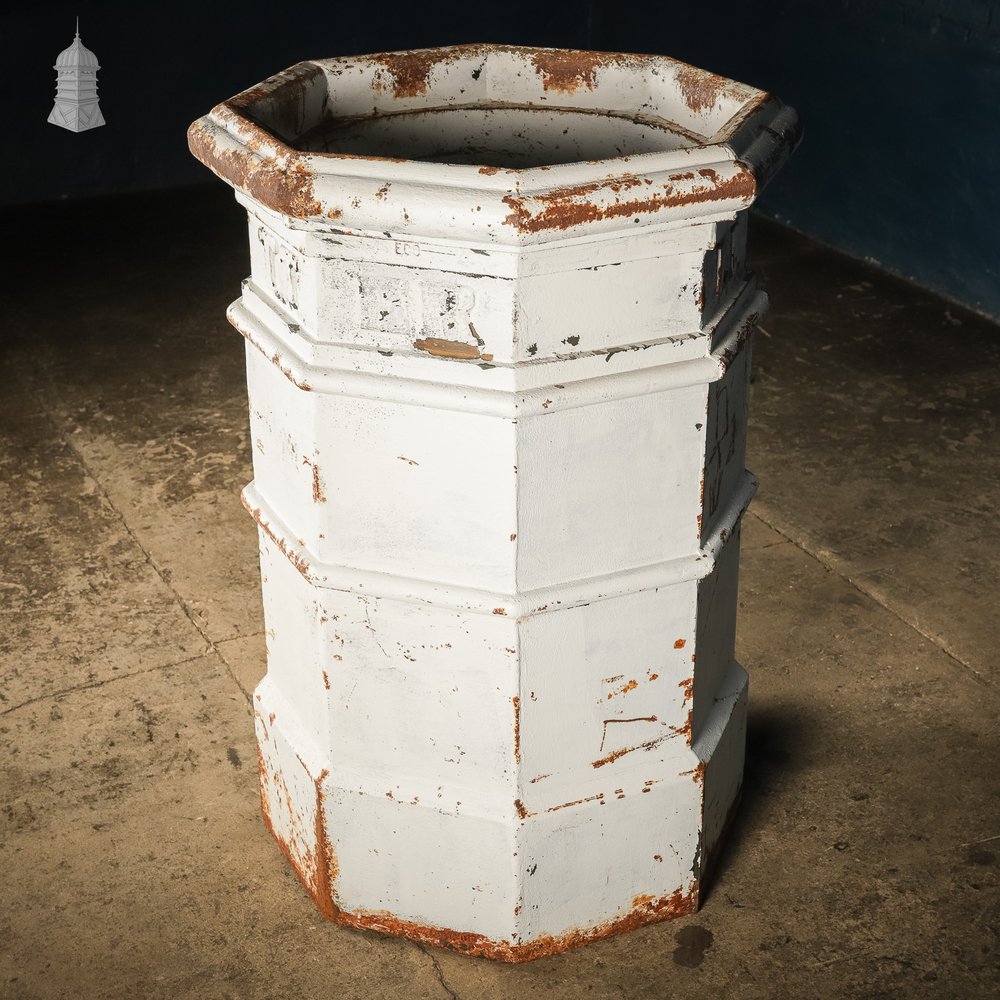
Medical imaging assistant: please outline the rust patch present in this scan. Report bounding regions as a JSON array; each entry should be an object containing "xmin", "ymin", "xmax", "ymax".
[
  {"xmin": 675, "ymin": 65, "xmax": 729, "ymax": 114},
  {"xmin": 311, "ymin": 769, "xmax": 338, "ymax": 921},
  {"xmin": 514, "ymin": 799, "xmax": 528, "ymax": 820},
  {"xmin": 604, "ymin": 678, "xmax": 638, "ymax": 701},
  {"xmin": 546, "ymin": 792, "xmax": 605, "ymax": 813},
  {"xmin": 671, "ymin": 708, "xmax": 694, "ymax": 746},
  {"xmin": 259, "ymin": 753, "xmax": 339, "ymax": 924},
  {"xmin": 322, "ymin": 671, "xmax": 331, "ymax": 691},
  {"xmin": 372, "ymin": 49, "xmax": 447, "ymax": 98},
  {"xmin": 294, "ymin": 879, "xmax": 693, "ymax": 961},
  {"xmin": 311, "ymin": 462, "xmax": 326, "ymax": 503},
  {"xmin": 592, "ymin": 734, "xmax": 667, "ymax": 770},
  {"xmin": 262, "ymin": 719, "xmax": 700, "ymax": 960},
  {"xmin": 528, "ymin": 48, "xmax": 622, "ymax": 93},
  {"xmin": 502, "ymin": 168, "xmax": 756, "ymax": 234},
  {"xmin": 188, "ymin": 118, "xmax": 324, "ymax": 220},
  {"xmin": 512, "ymin": 696, "xmax": 521, "ymax": 765},
  {"xmin": 479, "ymin": 165, "xmax": 501, "ymax": 175},
  {"xmin": 374, "ymin": 182, "xmax": 391, "ymax": 200},
  {"xmin": 492, "ymin": 607, "xmax": 507, "ymax": 616},
  {"xmin": 257, "ymin": 745, "xmax": 271, "ymax": 827},
  {"xmin": 599, "ymin": 716, "xmax": 658, "ymax": 752},
  {"xmin": 242, "ymin": 496, "xmax": 311, "ymax": 580},
  {"xmin": 674, "ymin": 638, "xmax": 687, "ymax": 649},
  {"xmin": 679, "ymin": 760, "xmax": 706, "ymax": 785},
  {"xmin": 679, "ymin": 676, "xmax": 694, "ymax": 702},
  {"xmin": 413, "ymin": 337, "xmax": 482, "ymax": 360}
]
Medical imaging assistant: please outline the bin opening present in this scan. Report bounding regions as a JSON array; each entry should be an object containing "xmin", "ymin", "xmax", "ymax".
[{"xmin": 292, "ymin": 105, "xmax": 696, "ymax": 169}]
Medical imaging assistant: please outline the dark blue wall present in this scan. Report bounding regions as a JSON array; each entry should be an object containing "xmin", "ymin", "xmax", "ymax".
[
  {"xmin": 3, "ymin": 1, "xmax": 599, "ymax": 204},
  {"xmin": 600, "ymin": 0, "xmax": 1000, "ymax": 318},
  {"xmin": 4, "ymin": 1, "xmax": 998, "ymax": 317}
]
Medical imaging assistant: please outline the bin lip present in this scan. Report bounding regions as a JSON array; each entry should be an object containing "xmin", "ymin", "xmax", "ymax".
[{"xmin": 188, "ymin": 44, "xmax": 801, "ymax": 244}]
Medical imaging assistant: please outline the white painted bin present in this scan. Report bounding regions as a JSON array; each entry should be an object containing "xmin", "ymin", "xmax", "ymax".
[{"xmin": 189, "ymin": 44, "xmax": 799, "ymax": 961}]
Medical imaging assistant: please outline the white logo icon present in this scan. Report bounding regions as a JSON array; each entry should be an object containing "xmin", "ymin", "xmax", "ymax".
[{"xmin": 48, "ymin": 17, "xmax": 105, "ymax": 132}]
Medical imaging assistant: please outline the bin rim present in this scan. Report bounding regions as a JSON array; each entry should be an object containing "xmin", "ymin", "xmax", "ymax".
[{"xmin": 188, "ymin": 44, "xmax": 801, "ymax": 244}]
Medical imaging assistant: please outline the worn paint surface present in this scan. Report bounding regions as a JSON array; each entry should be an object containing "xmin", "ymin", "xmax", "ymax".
[
  {"xmin": 187, "ymin": 45, "xmax": 799, "ymax": 242},
  {"xmin": 189, "ymin": 45, "xmax": 797, "ymax": 960}
]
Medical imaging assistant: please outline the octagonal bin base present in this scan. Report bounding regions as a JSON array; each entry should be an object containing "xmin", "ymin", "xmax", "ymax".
[{"xmin": 251, "ymin": 518, "xmax": 748, "ymax": 961}]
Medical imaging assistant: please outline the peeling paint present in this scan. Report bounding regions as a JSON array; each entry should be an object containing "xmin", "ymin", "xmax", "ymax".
[
  {"xmin": 187, "ymin": 119, "xmax": 323, "ymax": 220},
  {"xmin": 512, "ymin": 696, "xmax": 521, "ymax": 764},
  {"xmin": 501, "ymin": 169, "xmax": 756, "ymax": 234},
  {"xmin": 413, "ymin": 337, "xmax": 483, "ymax": 360}
]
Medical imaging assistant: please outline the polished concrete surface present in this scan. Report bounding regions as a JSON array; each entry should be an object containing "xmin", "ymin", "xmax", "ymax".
[{"xmin": 1, "ymin": 186, "xmax": 997, "ymax": 999}]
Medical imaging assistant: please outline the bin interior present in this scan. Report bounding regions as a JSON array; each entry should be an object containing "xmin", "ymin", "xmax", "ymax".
[
  {"xmin": 294, "ymin": 106, "xmax": 696, "ymax": 168},
  {"xmin": 227, "ymin": 46, "xmax": 764, "ymax": 171}
]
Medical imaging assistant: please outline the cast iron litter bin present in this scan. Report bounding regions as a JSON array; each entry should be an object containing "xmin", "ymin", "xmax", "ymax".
[{"xmin": 188, "ymin": 44, "xmax": 799, "ymax": 961}]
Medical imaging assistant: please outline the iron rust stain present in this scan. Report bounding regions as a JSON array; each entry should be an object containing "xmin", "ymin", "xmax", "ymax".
[
  {"xmin": 188, "ymin": 118, "xmax": 324, "ymax": 220},
  {"xmin": 604, "ymin": 678, "xmax": 638, "ymax": 701},
  {"xmin": 680, "ymin": 760, "xmax": 706, "ymax": 785},
  {"xmin": 545, "ymin": 792, "xmax": 605, "ymax": 813},
  {"xmin": 502, "ymin": 169, "xmax": 756, "ymax": 234},
  {"xmin": 512, "ymin": 696, "xmax": 521, "ymax": 764},
  {"xmin": 260, "ymin": 757, "xmax": 340, "ymax": 924},
  {"xmin": 257, "ymin": 743, "xmax": 272, "ymax": 827},
  {"xmin": 528, "ymin": 48, "xmax": 623, "ymax": 94},
  {"xmin": 372, "ymin": 49, "xmax": 453, "ymax": 97},
  {"xmin": 413, "ymin": 337, "xmax": 483, "ymax": 360},
  {"xmin": 674, "ymin": 638, "xmax": 687, "ymax": 649},
  {"xmin": 304, "ymin": 459, "xmax": 326, "ymax": 503},
  {"xmin": 260, "ymin": 742, "xmax": 699, "ymax": 960},
  {"xmin": 242, "ymin": 495, "xmax": 311, "ymax": 580},
  {"xmin": 675, "ymin": 64, "xmax": 730, "ymax": 114},
  {"xmin": 672, "ymin": 709, "xmax": 694, "ymax": 746},
  {"xmin": 311, "ymin": 769, "xmax": 339, "ymax": 921},
  {"xmin": 592, "ymin": 733, "xmax": 667, "ymax": 770},
  {"xmin": 309, "ymin": 883, "xmax": 697, "ymax": 961}
]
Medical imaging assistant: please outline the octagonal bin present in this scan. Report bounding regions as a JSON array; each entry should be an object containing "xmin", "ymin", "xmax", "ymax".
[{"xmin": 188, "ymin": 44, "xmax": 799, "ymax": 961}]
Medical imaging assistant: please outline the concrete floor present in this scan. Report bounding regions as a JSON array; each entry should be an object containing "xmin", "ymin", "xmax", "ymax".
[{"xmin": 1, "ymin": 186, "xmax": 998, "ymax": 999}]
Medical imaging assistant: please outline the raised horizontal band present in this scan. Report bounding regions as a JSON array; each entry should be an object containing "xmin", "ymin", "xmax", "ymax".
[
  {"xmin": 242, "ymin": 468, "xmax": 756, "ymax": 617},
  {"xmin": 228, "ymin": 280, "xmax": 764, "ymax": 417}
]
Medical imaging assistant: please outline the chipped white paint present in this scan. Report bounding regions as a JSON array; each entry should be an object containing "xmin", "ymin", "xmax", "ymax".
[{"xmin": 189, "ymin": 45, "xmax": 798, "ymax": 960}]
